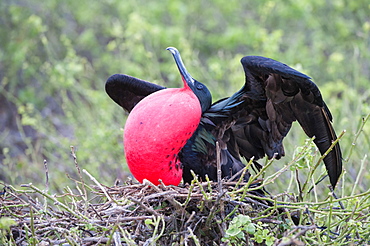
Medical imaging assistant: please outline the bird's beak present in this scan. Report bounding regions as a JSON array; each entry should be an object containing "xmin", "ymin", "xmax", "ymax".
[{"xmin": 167, "ymin": 47, "xmax": 195, "ymax": 88}]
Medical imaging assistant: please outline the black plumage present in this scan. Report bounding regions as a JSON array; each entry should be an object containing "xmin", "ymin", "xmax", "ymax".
[{"xmin": 106, "ymin": 50, "xmax": 342, "ymax": 188}]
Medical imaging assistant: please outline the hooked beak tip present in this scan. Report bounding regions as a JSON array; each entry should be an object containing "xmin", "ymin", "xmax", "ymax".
[
  {"xmin": 167, "ymin": 47, "xmax": 194, "ymax": 86},
  {"xmin": 166, "ymin": 47, "xmax": 178, "ymax": 55}
]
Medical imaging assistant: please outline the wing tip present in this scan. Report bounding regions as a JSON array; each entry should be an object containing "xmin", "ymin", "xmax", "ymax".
[
  {"xmin": 328, "ymin": 146, "xmax": 343, "ymax": 189},
  {"xmin": 240, "ymin": 56, "xmax": 311, "ymax": 80}
]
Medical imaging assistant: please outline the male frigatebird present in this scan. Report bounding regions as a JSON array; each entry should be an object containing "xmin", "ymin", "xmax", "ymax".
[{"xmin": 106, "ymin": 47, "xmax": 342, "ymax": 188}]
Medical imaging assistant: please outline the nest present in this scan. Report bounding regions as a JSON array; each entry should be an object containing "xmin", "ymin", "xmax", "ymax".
[
  {"xmin": 0, "ymin": 173, "xmax": 303, "ymax": 246},
  {"xmin": 2, "ymin": 137, "xmax": 369, "ymax": 245}
]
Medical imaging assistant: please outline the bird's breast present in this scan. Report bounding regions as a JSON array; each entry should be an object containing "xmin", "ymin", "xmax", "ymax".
[{"xmin": 123, "ymin": 88, "xmax": 202, "ymax": 185}]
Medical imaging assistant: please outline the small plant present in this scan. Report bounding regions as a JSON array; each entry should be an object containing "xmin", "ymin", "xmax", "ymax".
[
  {"xmin": 222, "ymin": 215, "xmax": 275, "ymax": 245},
  {"xmin": 252, "ymin": 222, "xmax": 275, "ymax": 246},
  {"xmin": 222, "ymin": 215, "xmax": 254, "ymax": 244},
  {"xmin": 144, "ymin": 216, "xmax": 165, "ymax": 245}
]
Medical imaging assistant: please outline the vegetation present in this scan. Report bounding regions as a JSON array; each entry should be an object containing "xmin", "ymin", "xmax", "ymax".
[{"xmin": 1, "ymin": 0, "xmax": 369, "ymax": 244}]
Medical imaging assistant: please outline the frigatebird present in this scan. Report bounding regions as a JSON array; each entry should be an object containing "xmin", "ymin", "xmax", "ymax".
[{"xmin": 105, "ymin": 47, "xmax": 342, "ymax": 188}]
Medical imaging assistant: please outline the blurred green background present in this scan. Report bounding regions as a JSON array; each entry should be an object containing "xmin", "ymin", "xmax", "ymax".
[{"xmin": 1, "ymin": 0, "xmax": 369, "ymax": 194}]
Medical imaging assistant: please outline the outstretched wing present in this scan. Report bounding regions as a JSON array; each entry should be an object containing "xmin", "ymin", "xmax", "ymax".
[
  {"xmin": 196, "ymin": 56, "xmax": 342, "ymax": 188},
  {"xmin": 105, "ymin": 74, "xmax": 165, "ymax": 112}
]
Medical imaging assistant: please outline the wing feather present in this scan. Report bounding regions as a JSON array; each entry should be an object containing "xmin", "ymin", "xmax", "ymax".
[
  {"xmin": 105, "ymin": 74, "xmax": 165, "ymax": 112},
  {"xmin": 193, "ymin": 56, "xmax": 342, "ymax": 188}
]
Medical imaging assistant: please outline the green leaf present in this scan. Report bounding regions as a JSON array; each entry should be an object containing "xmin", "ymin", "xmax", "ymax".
[
  {"xmin": 245, "ymin": 223, "xmax": 256, "ymax": 235},
  {"xmin": 226, "ymin": 227, "xmax": 241, "ymax": 237}
]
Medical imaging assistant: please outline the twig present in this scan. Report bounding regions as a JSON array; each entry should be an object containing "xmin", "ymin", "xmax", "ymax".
[
  {"xmin": 71, "ymin": 146, "xmax": 88, "ymax": 205},
  {"xmin": 89, "ymin": 216, "xmax": 158, "ymax": 224},
  {"xmin": 106, "ymin": 224, "xmax": 120, "ymax": 246},
  {"xmin": 142, "ymin": 184, "xmax": 185, "ymax": 212},
  {"xmin": 190, "ymin": 170, "xmax": 210, "ymax": 200},
  {"xmin": 43, "ymin": 159, "xmax": 49, "ymax": 192},
  {"xmin": 29, "ymin": 208, "xmax": 37, "ymax": 245},
  {"xmin": 82, "ymin": 169, "xmax": 116, "ymax": 204},
  {"xmin": 205, "ymin": 190, "xmax": 226, "ymax": 227},
  {"xmin": 302, "ymin": 130, "xmax": 346, "ymax": 193},
  {"xmin": 20, "ymin": 183, "xmax": 88, "ymax": 221},
  {"xmin": 129, "ymin": 197, "xmax": 161, "ymax": 217},
  {"xmin": 216, "ymin": 141, "xmax": 222, "ymax": 191},
  {"xmin": 276, "ymin": 225, "xmax": 316, "ymax": 246},
  {"xmin": 184, "ymin": 211, "xmax": 196, "ymax": 229},
  {"xmin": 351, "ymin": 154, "xmax": 367, "ymax": 196},
  {"xmin": 215, "ymin": 141, "xmax": 226, "ymax": 233},
  {"xmin": 345, "ymin": 113, "xmax": 369, "ymax": 162},
  {"xmin": 187, "ymin": 227, "xmax": 201, "ymax": 246}
]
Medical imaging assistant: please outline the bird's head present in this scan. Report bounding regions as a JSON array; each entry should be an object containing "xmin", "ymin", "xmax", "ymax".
[{"xmin": 167, "ymin": 47, "xmax": 212, "ymax": 113}]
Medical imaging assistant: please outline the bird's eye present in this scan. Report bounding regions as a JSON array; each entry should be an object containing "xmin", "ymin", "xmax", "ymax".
[{"xmin": 196, "ymin": 83, "xmax": 203, "ymax": 90}]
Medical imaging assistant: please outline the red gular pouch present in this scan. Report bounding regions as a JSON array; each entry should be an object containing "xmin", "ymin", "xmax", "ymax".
[{"xmin": 124, "ymin": 86, "xmax": 201, "ymax": 186}]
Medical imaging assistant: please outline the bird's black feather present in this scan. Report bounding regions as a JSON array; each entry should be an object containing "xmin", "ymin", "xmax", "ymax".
[
  {"xmin": 105, "ymin": 74, "xmax": 165, "ymax": 112},
  {"xmin": 105, "ymin": 54, "xmax": 342, "ymax": 188}
]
